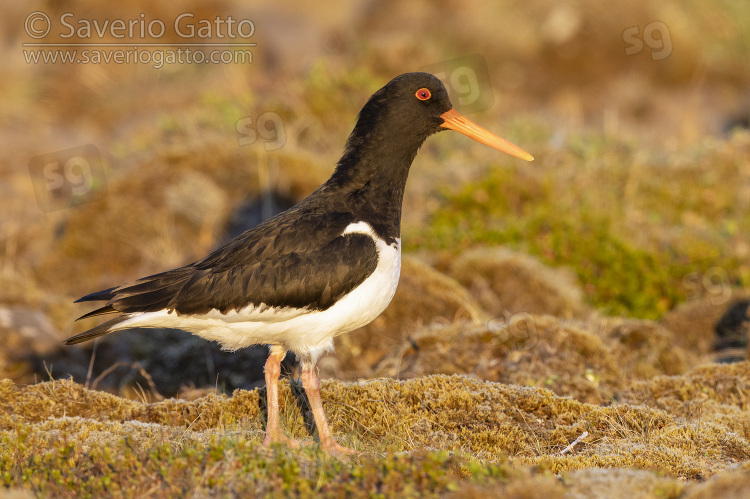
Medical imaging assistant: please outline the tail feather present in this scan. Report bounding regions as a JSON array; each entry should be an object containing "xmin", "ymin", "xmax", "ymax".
[
  {"xmin": 64, "ymin": 315, "xmax": 132, "ymax": 345},
  {"xmin": 70, "ymin": 267, "xmax": 196, "ymax": 344},
  {"xmin": 75, "ymin": 286, "xmax": 118, "ymax": 303},
  {"xmin": 76, "ymin": 304, "xmax": 117, "ymax": 321},
  {"xmin": 111, "ymin": 281, "xmax": 192, "ymax": 313}
]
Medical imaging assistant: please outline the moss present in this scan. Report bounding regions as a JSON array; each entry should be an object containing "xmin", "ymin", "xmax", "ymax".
[
  {"xmin": 4, "ymin": 2, "xmax": 750, "ymax": 496},
  {"xmin": 449, "ymin": 247, "xmax": 588, "ymax": 318},
  {"xmin": 373, "ymin": 315, "xmax": 696, "ymax": 405},
  {"xmin": 684, "ymin": 461, "xmax": 750, "ymax": 498},
  {"xmin": 1, "ymin": 361, "xmax": 750, "ymax": 495},
  {"xmin": 660, "ymin": 295, "xmax": 750, "ymax": 357},
  {"xmin": 562, "ymin": 468, "xmax": 684, "ymax": 498},
  {"xmin": 0, "ymin": 422, "xmax": 511, "ymax": 498},
  {"xmin": 332, "ymin": 256, "xmax": 484, "ymax": 377}
]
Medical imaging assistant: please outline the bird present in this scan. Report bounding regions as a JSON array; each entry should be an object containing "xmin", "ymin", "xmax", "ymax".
[{"xmin": 65, "ymin": 72, "xmax": 533, "ymax": 456}]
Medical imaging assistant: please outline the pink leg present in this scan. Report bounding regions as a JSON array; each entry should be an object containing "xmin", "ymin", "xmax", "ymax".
[
  {"xmin": 300, "ymin": 363, "xmax": 358, "ymax": 456},
  {"xmin": 262, "ymin": 346, "xmax": 300, "ymax": 448}
]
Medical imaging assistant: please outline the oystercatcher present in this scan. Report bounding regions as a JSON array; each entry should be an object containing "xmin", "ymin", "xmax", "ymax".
[{"xmin": 66, "ymin": 72, "xmax": 533, "ymax": 455}]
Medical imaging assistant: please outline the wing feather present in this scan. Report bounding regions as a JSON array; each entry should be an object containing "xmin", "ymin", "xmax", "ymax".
[{"xmin": 67, "ymin": 211, "xmax": 381, "ymax": 344}]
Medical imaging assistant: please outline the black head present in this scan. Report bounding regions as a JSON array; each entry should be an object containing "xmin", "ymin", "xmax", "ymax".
[
  {"xmin": 328, "ymin": 72, "xmax": 455, "ymax": 190},
  {"xmin": 358, "ymin": 72, "xmax": 454, "ymax": 141},
  {"xmin": 340, "ymin": 72, "xmax": 533, "ymax": 169},
  {"xmin": 327, "ymin": 72, "xmax": 533, "ymax": 196},
  {"xmin": 323, "ymin": 71, "xmax": 533, "ymax": 239}
]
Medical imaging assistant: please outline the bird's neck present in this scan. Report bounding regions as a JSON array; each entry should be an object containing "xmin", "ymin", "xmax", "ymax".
[{"xmin": 323, "ymin": 124, "xmax": 427, "ymax": 243}]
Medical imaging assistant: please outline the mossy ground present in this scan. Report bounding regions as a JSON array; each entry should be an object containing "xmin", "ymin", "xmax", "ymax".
[{"xmin": 1, "ymin": 364, "xmax": 749, "ymax": 497}]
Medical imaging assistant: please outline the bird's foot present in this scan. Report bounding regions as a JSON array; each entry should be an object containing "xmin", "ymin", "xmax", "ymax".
[
  {"xmin": 263, "ymin": 431, "xmax": 302, "ymax": 449},
  {"xmin": 320, "ymin": 438, "xmax": 360, "ymax": 458}
]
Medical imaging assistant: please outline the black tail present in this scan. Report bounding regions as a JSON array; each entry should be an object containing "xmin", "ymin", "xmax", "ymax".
[
  {"xmin": 75, "ymin": 286, "xmax": 118, "ymax": 303},
  {"xmin": 76, "ymin": 304, "xmax": 117, "ymax": 321},
  {"xmin": 68, "ymin": 267, "xmax": 196, "ymax": 345},
  {"xmin": 64, "ymin": 315, "xmax": 132, "ymax": 345}
]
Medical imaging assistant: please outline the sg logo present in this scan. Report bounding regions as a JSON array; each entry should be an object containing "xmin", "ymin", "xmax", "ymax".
[
  {"xmin": 236, "ymin": 112, "xmax": 286, "ymax": 151},
  {"xmin": 681, "ymin": 266, "xmax": 733, "ymax": 306},
  {"xmin": 623, "ymin": 21, "xmax": 673, "ymax": 61},
  {"xmin": 487, "ymin": 312, "xmax": 539, "ymax": 350},
  {"xmin": 419, "ymin": 54, "xmax": 494, "ymax": 114},
  {"xmin": 29, "ymin": 144, "xmax": 106, "ymax": 213}
]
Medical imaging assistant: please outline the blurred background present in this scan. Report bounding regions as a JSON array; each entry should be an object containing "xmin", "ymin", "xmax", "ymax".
[{"xmin": 1, "ymin": 0, "xmax": 749, "ymax": 399}]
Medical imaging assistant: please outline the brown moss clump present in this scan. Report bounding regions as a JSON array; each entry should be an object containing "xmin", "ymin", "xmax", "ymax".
[
  {"xmin": 372, "ymin": 317, "xmax": 617, "ymax": 404},
  {"xmin": 444, "ymin": 470, "xmax": 566, "ymax": 499},
  {"xmin": 660, "ymin": 294, "xmax": 750, "ymax": 358},
  {"xmin": 562, "ymin": 468, "xmax": 684, "ymax": 498},
  {"xmin": 330, "ymin": 255, "xmax": 484, "ymax": 378},
  {"xmin": 617, "ymin": 362, "xmax": 750, "ymax": 447},
  {"xmin": 684, "ymin": 461, "xmax": 750, "ymax": 499},
  {"xmin": 34, "ymin": 142, "xmax": 243, "ymax": 295},
  {"xmin": 619, "ymin": 360, "xmax": 750, "ymax": 408},
  {"xmin": 0, "ymin": 378, "xmax": 262, "ymax": 432},
  {"xmin": 449, "ymin": 247, "xmax": 588, "ymax": 318},
  {"xmin": 0, "ymin": 378, "xmax": 139, "ymax": 428},
  {"xmin": 0, "ymin": 306, "xmax": 65, "ymax": 384},
  {"xmin": 373, "ymin": 314, "xmax": 696, "ymax": 405},
  {"xmin": 603, "ymin": 316, "xmax": 695, "ymax": 379}
]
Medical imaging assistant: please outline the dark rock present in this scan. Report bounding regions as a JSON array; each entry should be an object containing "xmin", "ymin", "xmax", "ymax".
[
  {"xmin": 713, "ymin": 299, "xmax": 749, "ymax": 363},
  {"xmin": 31, "ymin": 329, "xmax": 298, "ymax": 397},
  {"xmin": 224, "ymin": 191, "xmax": 296, "ymax": 240}
]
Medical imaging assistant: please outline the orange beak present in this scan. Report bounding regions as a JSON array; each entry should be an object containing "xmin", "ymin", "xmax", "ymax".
[{"xmin": 440, "ymin": 109, "xmax": 534, "ymax": 161}]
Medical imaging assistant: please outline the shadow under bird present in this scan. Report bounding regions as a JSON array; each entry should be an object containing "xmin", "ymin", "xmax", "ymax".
[{"xmin": 66, "ymin": 72, "xmax": 533, "ymax": 456}]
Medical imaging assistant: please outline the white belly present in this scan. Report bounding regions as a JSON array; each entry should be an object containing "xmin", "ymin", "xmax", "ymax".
[{"xmin": 109, "ymin": 221, "xmax": 401, "ymax": 362}]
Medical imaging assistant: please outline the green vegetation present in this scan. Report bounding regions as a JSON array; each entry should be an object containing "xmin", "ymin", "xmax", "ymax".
[
  {"xmin": 1, "ymin": 431, "xmax": 508, "ymax": 498},
  {"xmin": 409, "ymin": 131, "xmax": 750, "ymax": 319}
]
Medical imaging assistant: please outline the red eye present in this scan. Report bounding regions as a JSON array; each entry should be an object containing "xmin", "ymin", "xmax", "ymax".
[{"xmin": 415, "ymin": 88, "xmax": 431, "ymax": 101}]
